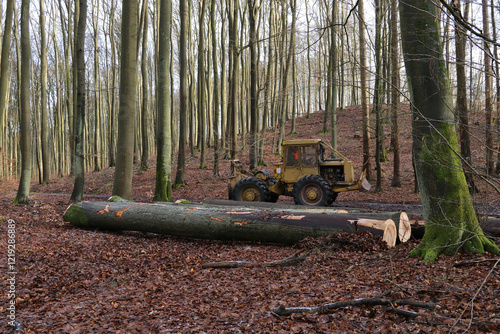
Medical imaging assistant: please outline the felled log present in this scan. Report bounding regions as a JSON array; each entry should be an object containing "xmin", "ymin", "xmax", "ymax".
[
  {"xmin": 202, "ymin": 198, "xmax": 500, "ymax": 238},
  {"xmin": 63, "ymin": 201, "xmax": 403, "ymax": 246}
]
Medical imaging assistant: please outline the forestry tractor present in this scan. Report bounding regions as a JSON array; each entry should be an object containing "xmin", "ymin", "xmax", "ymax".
[{"xmin": 228, "ymin": 139, "xmax": 371, "ymax": 206}]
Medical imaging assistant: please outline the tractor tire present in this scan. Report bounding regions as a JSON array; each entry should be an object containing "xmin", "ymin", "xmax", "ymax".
[
  {"xmin": 293, "ymin": 175, "xmax": 333, "ymax": 206},
  {"xmin": 254, "ymin": 169, "xmax": 271, "ymax": 181},
  {"xmin": 233, "ymin": 177, "xmax": 270, "ymax": 202}
]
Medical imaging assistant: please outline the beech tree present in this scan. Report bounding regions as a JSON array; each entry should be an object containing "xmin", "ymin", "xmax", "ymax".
[
  {"xmin": 70, "ymin": 0, "xmax": 87, "ymax": 202},
  {"xmin": 113, "ymin": 0, "xmax": 139, "ymax": 200},
  {"xmin": 154, "ymin": 0, "xmax": 173, "ymax": 202},
  {"xmin": 0, "ymin": 0, "xmax": 14, "ymax": 155},
  {"xmin": 358, "ymin": 0, "xmax": 371, "ymax": 180},
  {"xmin": 399, "ymin": 0, "xmax": 499, "ymax": 261},
  {"xmin": 174, "ymin": 0, "xmax": 188, "ymax": 187},
  {"xmin": 14, "ymin": 0, "xmax": 32, "ymax": 204}
]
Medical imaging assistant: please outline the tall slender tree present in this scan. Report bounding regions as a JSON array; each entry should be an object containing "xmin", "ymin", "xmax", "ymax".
[
  {"xmin": 373, "ymin": 0, "xmax": 384, "ymax": 192},
  {"xmin": 198, "ymin": 0, "xmax": 208, "ymax": 169},
  {"xmin": 390, "ymin": 0, "xmax": 401, "ymax": 188},
  {"xmin": 210, "ymin": 0, "xmax": 220, "ymax": 176},
  {"xmin": 174, "ymin": 0, "xmax": 188, "ymax": 187},
  {"xmin": 40, "ymin": 0, "xmax": 50, "ymax": 184},
  {"xmin": 358, "ymin": 0, "xmax": 371, "ymax": 179},
  {"xmin": 454, "ymin": 0, "xmax": 476, "ymax": 190},
  {"xmin": 14, "ymin": 0, "xmax": 32, "ymax": 204},
  {"xmin": 140, "ymin": 0, "xmax": 149, "ymax": 171},
  {"xmin": 482, "ymin": 0, "xmax": 494, "ymax": 174},
  {"xmin": 0, "ymin": 0, "xmax": 14, "ymax": 149},
  {"xmin": 278, "ymin": 0, "xmax": 296, "ymax": 150},
  {"xmin": 112, "ymin": 0, "xmax": 139, "ymax": 200},
  {"xmin": 70, "ymin": 0, "xmax": 88, "ymax": 202},
  {"xmin": 248, "ymin": 0, "xmax": 259, "ymax": 170},
  {"xmin": 154, "ymin": 0, "xmax": 173, "ymax": 201}
]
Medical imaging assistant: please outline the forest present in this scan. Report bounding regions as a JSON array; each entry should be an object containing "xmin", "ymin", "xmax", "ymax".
[{"xmin": 0, "ymin": 0, "xmax": 499, "ymax": 332}]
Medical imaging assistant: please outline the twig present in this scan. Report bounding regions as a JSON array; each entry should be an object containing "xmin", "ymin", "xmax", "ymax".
[
  {"xmin": 453, "ymin": 258, "xmax": 500, "ymax": 267},
  {"xmin": 272, "ymin": 296, "xmax": 435, "ymax": 316},
  {"xmin": 202, "ymin": 249, "xmax": 308, "ymax": 269}
]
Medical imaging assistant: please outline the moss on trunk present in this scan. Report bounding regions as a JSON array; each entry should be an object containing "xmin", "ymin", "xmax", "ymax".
[
  {"xmin": 409, "ymin": 124, "xmax": 499, "ymax": 262},
  {"xmin": 400, "ymin": 0, "xmax": 499, "ymax": 262}
]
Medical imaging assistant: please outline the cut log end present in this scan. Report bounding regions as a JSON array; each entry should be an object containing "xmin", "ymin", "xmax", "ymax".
[
  {"xmin": 397, "ymin": 212, "xmax": 411, "ymax": 243},
  {"xmin": 356, "ymin": 218, "xmax": 397, "ymax": 248},
  {"xmin": 382, "ymin": 219, "xmax": 397, "ymax": 248}
]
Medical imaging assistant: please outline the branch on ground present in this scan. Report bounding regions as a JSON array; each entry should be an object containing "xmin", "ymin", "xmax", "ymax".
[{"xmin": 202, "ymin": 250, "xmax": 308, "ymax": 269}]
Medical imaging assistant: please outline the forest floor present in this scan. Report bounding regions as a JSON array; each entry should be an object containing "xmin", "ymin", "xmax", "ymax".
[{"xmin": 1, "ymin": 106, "xmax": 499, "ymax": 333}]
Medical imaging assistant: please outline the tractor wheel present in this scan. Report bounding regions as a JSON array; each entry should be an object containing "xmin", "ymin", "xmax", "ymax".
[
  {"xmin": 254, "ymin": 169, "xmax": 271, "ymax": 181},
  {"xmin": 233, "ymin": 177, "xmax": 270, "ymax": 202},
  {"xmin": 293, "ymin": 175, "xmax": 333, "ymax": 206}
]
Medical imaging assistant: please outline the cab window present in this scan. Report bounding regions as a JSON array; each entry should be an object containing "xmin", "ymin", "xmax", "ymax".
[
  {"xmin": 286, "ymin": 146, "xmax": 299, "ymax": 167},
  {"xmin": 301, "ymin": 146, "xmax": 316, "ymax": 166}
]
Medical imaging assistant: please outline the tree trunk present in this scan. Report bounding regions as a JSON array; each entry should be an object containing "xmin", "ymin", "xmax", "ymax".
[
  {"xmin": 248, "ymin": 0, "xmax": 259, "ymax": 170},
  {"xmin": 358, "ymin": 0, "xmax": 371, "ymax": 180},
  {"xmin": 70, "ymin": 0, "xmax": 87, "ymax": 202},
  {"xmin": 14, "ymin": 0, "xmax": 32, "ymax": 204},
  {"xmin": 154, "ymin": 0, "xmax": 173, "ymax": 202},
  {"xmin": 399, "ymin": 0, "xmax": 499, "ymax": 261},
  {"xmin": 64, "ymin": 201, "xmax": 402, "ymax": 247},
  {"xmin": 454, "ymin": 0, "xmax": 476, "ymax": 191},
  {"xmin": 482, "ymin": 0, "xmax": 494, "ymax": 174},
  {"xmin": 210, "ymin": 0, "xmax": 220, "ymax": 176},
  {"xmin": 278, "ymin": 0, "xmax": 296, "ymax": 150},
  {"xmin": 390, "ymin": 0, "xmax": 401, "ymax": 188},
  {"xmin": 112, "ymin": 0, "xmax": 139, "ymax": 200},
  {"xmin": 39, "ymin": 0, "xmax": 50, "ymax": 184},
  {"xmin": 140, "ymin": 0, "xmax": 149, "ymax": 171},
  {"xmin": 373, "ymin": 0, "xmax": 384, "ymax": 193},
  {"xmin": 174, "ymin": 0, "xmax": 188, "ymax": 187},
  {"xmin": 0, "ymin": 0, "xmax": 14, "ymax": 155},
  {"xmin": 197, "ymin": 0, "xmax": 207, "ymax": 169}
]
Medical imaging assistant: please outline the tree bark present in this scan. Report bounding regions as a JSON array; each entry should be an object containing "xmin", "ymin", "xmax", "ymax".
[
  {"xmin": 112, "ymin": 0, "xmax": 139, "ymax": 200},
  {"xmin": 174, "ymin": 0, "xmax": 188, "ymax": 187},
  {"xmin": 154, "ymin": 0, "xmax": 173, "ymax": 202},
  {"xmin": 454, "ymin": 0, "xmax": 476, "ymax": 191},
  {"xmin": 210, "ymin": 0, "xmax": 220, "ymax": 176},
  {"xmin": 390, "ymin": 0, "xmax": 401, "ymax": 188},
  {"xmin": 482, "ymin": 0, "xmax": 494, "ymax": 174},
  {"xmin": 140, "ymin": 0, "xmax": 149, "ymax": 172},
  {"xmin": 40, "ymin": 0, "xmax": 50, "ymax": 184},
  {"xmin": 64, "ymin": 201, "xmax": 401, "ymax": 246},
  {"xmin": 70, "ymin": 0, "xmax": 87, "ymax": 202},
  {"xmin": 14, "ymin": 0, "xmax": 32, "ymax": 204},
  {"xmin": 399, "ymin": 0, "xmax": 499, "ymax": 261},
  {"xmin": 0, "ymin": 0, "xmax": 14, "ymax": 158},
  {"xmin": 358, "ymin": 0, "xmax": 371, "ymax": 180}
]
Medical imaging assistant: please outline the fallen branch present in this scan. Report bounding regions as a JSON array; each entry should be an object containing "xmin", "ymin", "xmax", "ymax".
[
  {"xmin": 202, "ymin": 250, "xmax": 308, "ymax": 269},
  {"xmin": 271, "ymin": 296, "xmax": 435, "ymax": 316},
  {"xmin": 453, "ymin": 258, "xmax": 500, "ymax": 267}
]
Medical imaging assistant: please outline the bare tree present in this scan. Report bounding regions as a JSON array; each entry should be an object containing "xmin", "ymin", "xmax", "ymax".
[
  {"xmin": 14, "ymin": 0, "xmax": 32, "ymax": 204},
  {"xmin": 113, "ymin": 0, "xmax": 139, "ymax": 200},
  {"xmin": 174, "ymin": 0, "xmax": 189, "ymax": 187},
  {"xmin": 358, "ymin": 0, "xmax": 371, "ymax": 179},
  {"xmin": 70, "ymin": 0, "xmax": 88, "ymax": 202},
  {"xmin": 154, "ymin": 0, "xmax": 173, "ymax": 202}
]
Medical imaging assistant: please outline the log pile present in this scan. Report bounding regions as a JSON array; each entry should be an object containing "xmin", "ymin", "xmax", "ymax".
[{"xmin": 63, "ymin": 200, "xmax": 412, "ymax": 247}]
